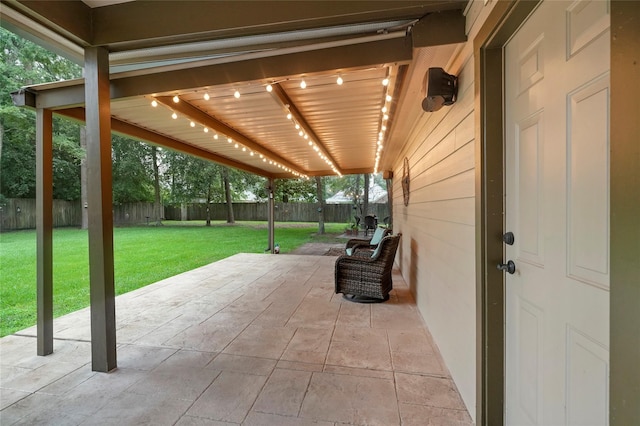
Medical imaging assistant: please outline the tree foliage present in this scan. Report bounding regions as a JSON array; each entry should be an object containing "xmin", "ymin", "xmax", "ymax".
[
  {"xmin": 111, "ymin": 135, "xmax": 156, "ymax": 204},
  {"xmin": 0, "ymin": 27, "xmax": 82, "ymax": 200}
]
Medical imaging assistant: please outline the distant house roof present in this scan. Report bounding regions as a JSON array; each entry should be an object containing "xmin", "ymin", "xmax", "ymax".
[{"xmin": 326, "ymin": 184, "xmax": 387, "ymax": 204}]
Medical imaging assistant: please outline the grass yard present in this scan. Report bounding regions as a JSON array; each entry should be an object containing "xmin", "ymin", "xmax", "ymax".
[{"xmin": 0, "ymin": 221, "xmax": 345, "ymax": 337}]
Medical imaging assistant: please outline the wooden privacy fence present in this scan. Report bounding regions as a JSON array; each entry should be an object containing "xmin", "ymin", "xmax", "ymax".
[
  {"xmin": 0, "ymin": 199, "xmax": 81, "ymax": 231},
  {"xmin": 164, "ymin": 202, "xmax": 389, "ymax": 224},
  {"xmin": 1, "ymin": 199, "xmax": 389, "ymax": 231}
]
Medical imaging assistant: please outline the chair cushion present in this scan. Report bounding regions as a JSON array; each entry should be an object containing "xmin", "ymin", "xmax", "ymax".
[
  {"xmin": 371, "ymin": 240, "xmax": 384, "ymax": 258},
  {"xmin": 345, "ymin": 247, "xmax": 354, "ymax": 256},
  {"xmin": 369, "ymin": 227, "xmax": 386, "ymax": 245}
]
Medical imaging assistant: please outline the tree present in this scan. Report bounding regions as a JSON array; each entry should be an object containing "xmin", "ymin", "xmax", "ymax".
[
  {"xmin": 222, "ymin": 167, "xmax": 234, "ymax": 224},
  {"xmin": 315, "ymin": 176, "xmax": 326, "ymax": 234},
  {"xmin": 164, "ymin": 151, "xmax": 226, "ymax": 226},
  {"xmin": 0, "ymin": 28, "xmax": 82, "ymax": 200},
  {"xmin": 151, "ymin": 146, "xmax": 162, "ymax": 225},
  {"xmin": 111, "ymin": 135, "xmax": 155, "ymax": 204}
]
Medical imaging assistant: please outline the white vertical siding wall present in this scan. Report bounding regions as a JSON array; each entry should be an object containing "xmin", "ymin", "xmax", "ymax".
[{"xmin": 392, "ymin": 1, "xmax": 496, "ymax": 419}]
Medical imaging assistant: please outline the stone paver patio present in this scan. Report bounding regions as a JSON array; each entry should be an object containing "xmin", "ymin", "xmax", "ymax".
[{"xmin": 1, "ymin": 253, "xmax": 472, "ymax": 425}]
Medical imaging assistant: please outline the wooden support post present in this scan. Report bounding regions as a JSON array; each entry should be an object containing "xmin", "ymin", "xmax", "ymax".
[
  {"xmin": 268, "ymin": 178, "xmax": 275, "ymax": 253},
  {"xmin": 84, "ymin": 46, "xmax": 117, "ymax": 372},
  {"xmin": 36, "ymin": 108, "xmax": 53, "ymax": 356}
]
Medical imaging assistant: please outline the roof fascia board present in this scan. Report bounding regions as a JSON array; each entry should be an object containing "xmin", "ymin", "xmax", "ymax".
[
  {"xmin": 411, "ymin": 9, "xmax": 468, "ymax": 47},
  {"xmin": 31, "ymin": 36, "xmax": 413, "ymax": 109},
  {"xmin": 0, "ymin": 3, "xmax": 85, "ymax": 64},
  {"xmin": 91, "ymin": 1, "xmax": 464, "ymax": 50},
  {"xmin": 6, "ymin": 0, "xmax": 92, "ymax": 46},
  {"xmin": 57, "ymin": 108, "xmax": 275, "ymax": 178}
]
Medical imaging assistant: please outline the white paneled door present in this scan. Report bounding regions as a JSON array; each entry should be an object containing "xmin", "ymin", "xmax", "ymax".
[{"xmin": 504, "ymin": 1, "xmax": 610, "ymax": 425}]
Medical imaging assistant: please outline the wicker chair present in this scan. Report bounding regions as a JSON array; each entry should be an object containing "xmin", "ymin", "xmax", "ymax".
[
  {"xmin": 344, "ymin": 226, "xmax": 391, "ymax": 256},
  {"xmin": 363, "ymin": 214, "xmax": 377, "ymax": 236},
  {"xmin": 335, "ymin": 233, "xmax": 402, "ymax": 302}
]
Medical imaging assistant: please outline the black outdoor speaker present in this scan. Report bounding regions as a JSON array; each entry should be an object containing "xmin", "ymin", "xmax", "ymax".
[{"xmin": 422, "ymin": 67, "xmax": 458, "ymax": 112}]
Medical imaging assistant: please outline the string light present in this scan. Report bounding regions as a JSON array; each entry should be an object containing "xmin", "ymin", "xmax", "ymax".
[
  {"xmin": 266, "ymin": 84, "xmax": 273, "ymax": 92},
  {"xmin": 234, "ymin": 90, "xmax": 240, "ymax": 99},
  {"xmin": 146, "ymin": 90, "xmax": 309, "ymax": 179},
  {"xmin": 382, "ymin": 78, "xmax": 389, "ymax": 86},
  {"xmin": 336, "ymin": 75, "xmax": 343, "ymax": 85},
  {"xmin": 300, "ymin": 79, "xmax": 306, "ymax": 89}
]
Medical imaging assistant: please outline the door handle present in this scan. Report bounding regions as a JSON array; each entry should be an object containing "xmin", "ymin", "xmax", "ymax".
[{"xmin": 497, "ymin": 260, "xmax": 516, "ymax": 274}]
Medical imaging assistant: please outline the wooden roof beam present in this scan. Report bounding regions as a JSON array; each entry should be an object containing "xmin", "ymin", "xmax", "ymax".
[
  {"xmin": 57, "ymin": 107, "xmax": 275, "ymax": 178},
  {"xmin": 155, "ymin": 96, "xmax": 305, "ymax": 177},
  {"xmin": 269, "ymin": 83, "xmax": 343, "ymax": 176},
  {"xmin": 411, "ymin": 9, "xmax": 467, "ymax": 48}
]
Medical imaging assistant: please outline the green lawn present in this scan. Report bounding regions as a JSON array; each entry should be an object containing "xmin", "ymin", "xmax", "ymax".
[{"xmin": 0, "ymin": 221, "xmax": 344, "ymax": 337}]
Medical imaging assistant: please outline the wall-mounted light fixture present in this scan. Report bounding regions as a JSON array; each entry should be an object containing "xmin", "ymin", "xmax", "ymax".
[{"xmin": 421, "ymin": 67, "xmax": 458, "ymax": 112}]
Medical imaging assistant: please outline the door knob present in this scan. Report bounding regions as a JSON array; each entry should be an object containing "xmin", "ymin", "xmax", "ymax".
[
  {"xmin": 502, "ymin": 232, "xmax": 515, "ymax": 245},
  {"xmin": 497, "ymin": 260, "xmax": 516, "ymax": 274}
]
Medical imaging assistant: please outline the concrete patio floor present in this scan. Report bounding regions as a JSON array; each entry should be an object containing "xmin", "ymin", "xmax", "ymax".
[{"xmin": 0, "ymin": 252, "xmax": 472, "ymax": 425}]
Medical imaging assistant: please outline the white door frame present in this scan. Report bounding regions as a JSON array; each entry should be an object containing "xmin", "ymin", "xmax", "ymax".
[{"xmin": 473, "ymin": 1, "xmax": 640, "ymax": 425}]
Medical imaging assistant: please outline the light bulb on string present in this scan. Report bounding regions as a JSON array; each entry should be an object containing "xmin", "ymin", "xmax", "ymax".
[
  {"xmin": 382, "ymin": 78, "xmax": 389, "ymax": 86},
  {"xmin": 300, "ymin": 79, "xmax": 306, "ymax": 89},
  {"xmin": 266, "ymin": 84, "xmax": 273, "ymax": 92},
  {"xmin": 203, "ymin": 93, "xmax": 210, "ymax": 101},
  {"xmin": 234, "ymin": 90, "xmax": 240, "ymax": 99},
  {"xmin": 151, "ymin": 99, "xmax": 158, "ymax": 107},
  {"xmin": 386, "ymin": 94, "xmax": 392, "ymax": 102},
  {"xmin": 203, "ymin": 128, "xmax": 209, "ymax": 133},
  {"xmin": 336, "ymin": 75, "xmax": 343, "ymax": 85},
  {"xmin": 190, "ymin": 121, "xmax": 195, "ymax": 127},
  {"xmin": 171, "ymin": 112, "xmax": 177, "ymax": 119},
  {"xmin": 213, "ymin": 134, "xmax": 219, "ymax": 140},
  {"xmin": 172, "ymin": 95, "xmax": 180, "ymax": 103}
]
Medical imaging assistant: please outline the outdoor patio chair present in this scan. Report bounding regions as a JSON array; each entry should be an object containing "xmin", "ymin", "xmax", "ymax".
[
  {"xmin": 344, "ymin": 225, "xmax": 391, "ymax": 256},
  {"xmin": 363, "ymin": 214, "xmax": 377, "ymax": 236},
  {"xmin": 335, "ymin": 233, "xmax": 402, "ymax": 302}
]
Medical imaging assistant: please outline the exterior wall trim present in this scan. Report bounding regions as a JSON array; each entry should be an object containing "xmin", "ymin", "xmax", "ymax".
[
  {"xmin": 475, "ymin": 1, "xmax": 640, "ymax": 424},
  {"xmin": 473, "ymin": 1, "xmax": 541, "ymax": 424}
]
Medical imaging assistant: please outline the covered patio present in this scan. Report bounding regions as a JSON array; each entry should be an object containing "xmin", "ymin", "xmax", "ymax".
[{"xmin": 0, "ymin": 253, "xmax": 471, "ymax": 425}]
